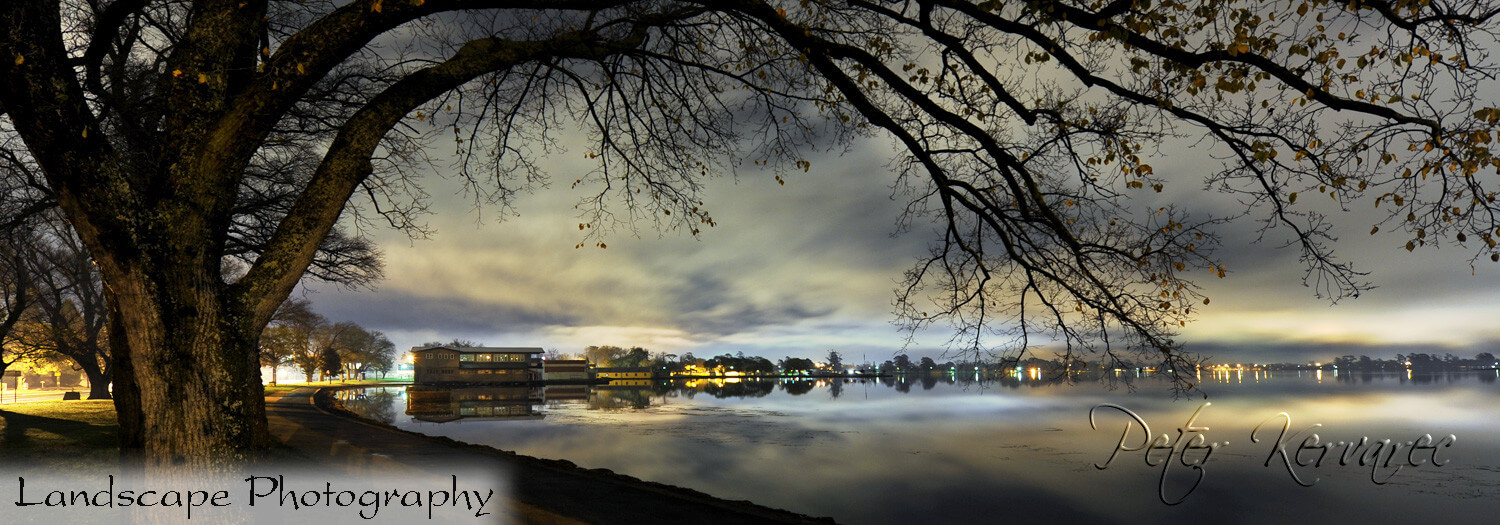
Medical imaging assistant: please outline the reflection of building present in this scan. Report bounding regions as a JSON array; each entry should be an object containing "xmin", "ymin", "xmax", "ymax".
[
  {"xmin": 543, "ymin": 360, "xmax": 592, "ymax": 381},
  {"xmin": 405, "ymin": 386, "xmax": 544, "ymax": 422},
  {"xmin": 542, "ymin": 384, "xmax": 592, "ymax": 401},
  {"xmin": 411, "ymin": 346, "xmax": 543, "ymax": 384}
]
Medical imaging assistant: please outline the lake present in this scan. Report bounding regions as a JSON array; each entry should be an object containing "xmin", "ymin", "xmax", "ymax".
[{"xmin": 338, "ymin": 370, "xmax": 1500, "ymax": 524}]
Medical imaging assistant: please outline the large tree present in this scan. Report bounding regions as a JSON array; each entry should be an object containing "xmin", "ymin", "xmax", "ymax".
[{"xmin": 2, "ymin": 1, "xmax": 1499, "ymax": 463}]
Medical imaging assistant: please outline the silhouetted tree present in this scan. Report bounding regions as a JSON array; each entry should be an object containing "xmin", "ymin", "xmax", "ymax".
[{"xmin": 318, "ymin": 346, "xmax": 342, "ymax": 382}]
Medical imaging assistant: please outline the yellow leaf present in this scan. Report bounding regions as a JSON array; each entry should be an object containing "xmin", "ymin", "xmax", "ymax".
[
  {"xmin": 197, "ymin": 73, "xmax": 208, "ymax": 83},
  {"xmin": 12, "ymin": 55, "xmax": 21, "ymax": 66},
  {"xmin": 172, "ymin": 69, "xmax": 182, "ymax": 77},
  {"xmin": 1288, "ymin": 192, "xmax": 1298, "ymax": 204},
  {"xmin": 372, "ymin": 0, "xmax": 383, "ymax": 13}
]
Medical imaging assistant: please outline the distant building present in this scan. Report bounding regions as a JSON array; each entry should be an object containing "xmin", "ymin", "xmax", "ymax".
[
  {"xmin": 594, "ymin": 366, "xmax": 657, "ymax": 386},
  {"xmin": 594, "ymin": 366, "xmax": 655, "ymax": 379},
  {"xmin": 543, "ymin": 359, "xmax": 592, "ymax": 381},
  {"xmin": 411, "ymin": 346, "xmax": 543, "ymax": 384}
]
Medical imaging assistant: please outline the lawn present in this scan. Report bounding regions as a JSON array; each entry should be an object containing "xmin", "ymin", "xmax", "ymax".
[
  {"xmin": 0, "ymin": 399, "xmax": 120, "ymax": 471},
  {"xmin": 0, "ymin": 380, "xmax": 409, "ymax": 470}
]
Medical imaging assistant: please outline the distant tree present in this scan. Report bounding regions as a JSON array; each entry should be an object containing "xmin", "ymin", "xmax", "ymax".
[
  {"xmin": 780, "ymin": 357, "xmax": 816, "ymax": 374},
  {"xmin": 322, "ymin": 322, "xmax": 393, "ymax": 380},
  {"xmin": 266, "ymin": 297, "xmax": 327, "ymax": 383},
  {"xmin": 258, "ymin": 325, "xmax": 302, "ymax": 385},
  {"xmin": 825, "ymin": 350, "xmax": 843, "ymax": 372},
  {"xmin": 318, "ymin": 346, "xmax": 342, "ymax": 382},
  {"xmin": 892, "ymin": 354, "xmax": 914, "ymax": 372},
  {"xmin": 750, "ymin": 357, "xmax": 777, "ymax": 375},
  {"xmin": 919, "ymin": 357, "xmax": 937, "ymax": 371},
  {"xmin": 292, "ymin": 350, "xmax": 321, "ymax": 383},
  {"xmin": 421, "ymin": 339, "xmax": 484, "ymax": 349},
  {"xmin": 617, "ymin": 347, "xmax": 651, "ymax": 368},
  {"xmin": 21, "ymin": 217, "xmax": 112, "ymax": 398},
  {"xmin": 585, "ymin": 345, "xmax": 628, "ymax": 367},
  {"xmin": 0, "ymin": 226, "xmax": 37, "ymax": 380}
]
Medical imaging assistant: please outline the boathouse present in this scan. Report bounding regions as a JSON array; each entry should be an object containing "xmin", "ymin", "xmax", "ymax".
[{"xmin": 410, "ymin": 346, "xmax": 544, "ymax": 384}]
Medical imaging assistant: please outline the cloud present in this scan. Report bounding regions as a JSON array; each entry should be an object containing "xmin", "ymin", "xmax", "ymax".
[{"xmin": 301, "ymin": 123, "xmax": 1500, "ymax": 364}]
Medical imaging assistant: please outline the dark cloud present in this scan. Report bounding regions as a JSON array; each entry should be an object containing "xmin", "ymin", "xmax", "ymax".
[{"xmin": 305, "ymin": 288, "xmax": 580, "ymax": 334}]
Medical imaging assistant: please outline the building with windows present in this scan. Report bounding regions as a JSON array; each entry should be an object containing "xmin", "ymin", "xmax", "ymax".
[
  {"xmin": 410, "ymin": 346, "xmax": 544, "ymax": 384},
  {"xmin": 594, "ymin": 366, "xmax": 659, "ymax": 386},
  {"xmin": 543, "ymin": 359, "xmax": 592, "ymax": 381}
]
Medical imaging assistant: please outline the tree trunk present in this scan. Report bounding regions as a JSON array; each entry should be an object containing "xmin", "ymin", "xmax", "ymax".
[
  {"xmin": 105, "ymin": 266, "xmax": 271, "ymax": 465},
  {"xmin": 76, "ymin": 357, "xmax": 112, "ymax": 400}
]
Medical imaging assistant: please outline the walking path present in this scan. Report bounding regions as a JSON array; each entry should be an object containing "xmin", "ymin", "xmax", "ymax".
[{"xmin": 264, "ymin": 386, "xmax": 833, "ymax": 524}]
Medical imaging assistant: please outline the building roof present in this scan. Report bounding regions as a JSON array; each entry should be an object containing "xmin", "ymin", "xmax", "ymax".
[{"xmin": 409, "ymin": 346, "xmax": 545, "ymax": 354}]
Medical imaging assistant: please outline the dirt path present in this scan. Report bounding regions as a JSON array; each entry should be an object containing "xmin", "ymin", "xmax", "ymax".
[{"xmin": 264, "ymin": 387, "xmax": 834, "ymax": 524}]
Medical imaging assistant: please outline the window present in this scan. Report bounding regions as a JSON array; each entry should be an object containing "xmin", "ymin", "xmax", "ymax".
[{"xmin": 459, "ymin": 354, "xmax": 474, "ymax": 362}]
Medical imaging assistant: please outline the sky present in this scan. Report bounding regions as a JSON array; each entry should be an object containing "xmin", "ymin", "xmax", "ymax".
[
  {"xmin": 267, "ymin": 3, "xmax": 1500, "ymax": 368},
  {"xmin": 294, "ymin": 114, "xmax": 1500, "ymax": 368}
]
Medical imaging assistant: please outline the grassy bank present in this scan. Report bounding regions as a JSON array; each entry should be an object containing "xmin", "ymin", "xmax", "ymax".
[
  {"xmin": 0, "ymin": 399, "xmax": 119, "ymax": 470},
  {"xmin": 0, "ymin": 379, "xmax": 408, "ymax": 469}
]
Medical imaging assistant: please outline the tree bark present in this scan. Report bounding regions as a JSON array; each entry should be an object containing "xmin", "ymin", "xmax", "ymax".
[{"xmin": 103, "ymin": 261, "xmax": 271, "ymax": 464}]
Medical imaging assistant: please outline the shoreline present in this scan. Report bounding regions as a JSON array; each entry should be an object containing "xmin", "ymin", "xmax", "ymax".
[{"xmin": 308, "ymin": 384, "xmax": 835, "ymax": 524}]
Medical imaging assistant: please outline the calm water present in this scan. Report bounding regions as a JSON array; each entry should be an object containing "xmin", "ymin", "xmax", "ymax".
[{"xmin": 340, "ymin": 371, "xmax": 1500, "ymax": 524}]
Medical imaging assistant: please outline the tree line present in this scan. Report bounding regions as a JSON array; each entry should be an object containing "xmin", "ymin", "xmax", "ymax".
[
  {"xmin": 1, "ymin": 211, "xmax": 113, "ymax": 398},
  {"xmin": 259, "ymin": 297, "xmax": 397, "ymax": 383},
  {"xmin": 1332, "ymin": 352, "xmax": 1498, "ymax": 372},
  {"xmin": 1, "ymin": 208, "xmax": 390, "ymax": 396}
]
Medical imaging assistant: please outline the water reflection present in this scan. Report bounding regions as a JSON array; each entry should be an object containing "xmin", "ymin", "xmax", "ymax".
[
  {"xmin": 336, "ymin": 372, "xmax": 1500, "ymax": 524},
  {"xmin": 402, "ymin": 386, "xmax": 544, "ymax": 422},
  {"xmin": 337, "ymin": 371, "xmax": 1500, "ymax": 424}
]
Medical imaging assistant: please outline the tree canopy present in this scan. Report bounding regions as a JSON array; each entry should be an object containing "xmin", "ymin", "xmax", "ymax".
[{"xmin": 3, "ymin": 0, "xmax": 1500, "ymax": 461}]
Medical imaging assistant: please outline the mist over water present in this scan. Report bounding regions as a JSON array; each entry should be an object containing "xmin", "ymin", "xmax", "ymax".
[{"xmin": 341, "ymin": 371, "xmax": 1500, "ymax": 524}]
